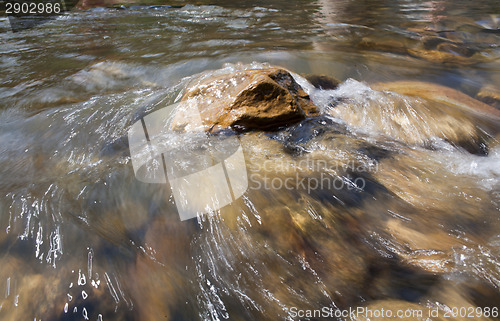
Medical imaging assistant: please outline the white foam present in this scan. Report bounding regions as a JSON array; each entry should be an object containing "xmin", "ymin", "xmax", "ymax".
[{"xmin": 443, "ymin": 146, "xmax": 500, "ymax": 191}]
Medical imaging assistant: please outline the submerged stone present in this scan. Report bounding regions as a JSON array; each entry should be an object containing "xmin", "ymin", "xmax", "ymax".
[
  {"xmin": 436, "ymin": 41, "xmax": 475, "ymax": 57},
  {"xmin": 407, "ymin": 48, "xmax": 484, "ymax": 65},
  {"xmin": 304, "ymin": 74, "xmax": 340, "ymax": 90},
  {"xmin": 358, "ymin": 37, "xmax": 409, "ymax": 54},
  {"xmin": 421, "ymin": 35, "xmax": 450, "ymax": 50},
  {"xmin": 476, "ymin": 85, "xmax": 500, "ymax": 109},
  {"xmin": 130, "ymin": 216, "xmax": 196, "ymax": 321}
]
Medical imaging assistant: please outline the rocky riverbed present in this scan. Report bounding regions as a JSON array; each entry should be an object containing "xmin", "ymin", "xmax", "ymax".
[{"xmin": 0, "ymin": 1, "xmax": 499, "ymax": 320}]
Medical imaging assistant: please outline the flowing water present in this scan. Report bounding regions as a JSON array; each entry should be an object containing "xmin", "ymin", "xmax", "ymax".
[{"xmin": 1, "ymin": 0, "xmax": 500, "ymax": 320}]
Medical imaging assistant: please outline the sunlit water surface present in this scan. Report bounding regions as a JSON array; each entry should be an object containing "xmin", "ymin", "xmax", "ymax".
[{"xmin": 0, "ymin": 0, "xmax": 500, "ymax": 320}]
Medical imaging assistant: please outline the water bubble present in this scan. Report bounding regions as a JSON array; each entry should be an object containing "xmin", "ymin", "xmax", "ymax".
[
  {"xmin": 78, "ymin": 269, "xmax": 86, "ymax": 286},
  {"xmin": 91, "ymin": 279, "xmax": 100, "ymax": 288}
]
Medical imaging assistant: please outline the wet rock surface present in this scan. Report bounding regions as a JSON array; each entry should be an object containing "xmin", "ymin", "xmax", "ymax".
[
  {"xmin": 323, "ymin": 80, "xmax": 498, "ymax": 155},
  {"xmin": 170, "ymin": 68, "xmax": 319, "ymax": 132},
  {"xmin": 371, "ymin": 81, "xmax": 500, "ymax": 119}
]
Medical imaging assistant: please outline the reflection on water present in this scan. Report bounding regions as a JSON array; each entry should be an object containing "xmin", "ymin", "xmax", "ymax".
[{"xmin": 0, "ymin": 0, "xmax": 499, "ymax": 320}]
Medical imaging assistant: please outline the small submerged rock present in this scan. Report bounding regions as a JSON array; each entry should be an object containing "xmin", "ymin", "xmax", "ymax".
[
  {"xmin": 476, "ymin": 85, "xmax": 500, "ymax": 109},
  {"xmin": 358, "ymin": 36, "xmax": 412, "ymax": 55},
  {"xmin": 412, "ymin": 34, "xmax": 478, "ymax": 61},
  {"xmin": 304, "ymin": 74, "xmax": 340, "ymax": 90},
  {"xmin": 407, "ymin": 42, "xmax": 483, "ymax": 65},
  {"xmin": 170, "ymin": 68, "xmax": 319, "ymax": 132}
]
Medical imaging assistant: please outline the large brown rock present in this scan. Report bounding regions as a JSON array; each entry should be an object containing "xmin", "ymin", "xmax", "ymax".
[
  {"xmin": 170, "ymin": 68, "xmax": 319, "ymax": 133},
  {"xmin": 327, "ymin": 80, "xmax": 499, "ymax": 154},
  {"xmin": 371, "ymin": 81, "xmax": 500, "ymax": 119},
  {"xmin": 365, "ymin": 80, "xmax": 500, "ymax": 153}
]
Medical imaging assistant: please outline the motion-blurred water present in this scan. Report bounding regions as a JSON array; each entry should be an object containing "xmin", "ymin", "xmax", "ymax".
[{"xmin": 0, "ymin": 1, "xmax": 499, "ymax": 320}]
